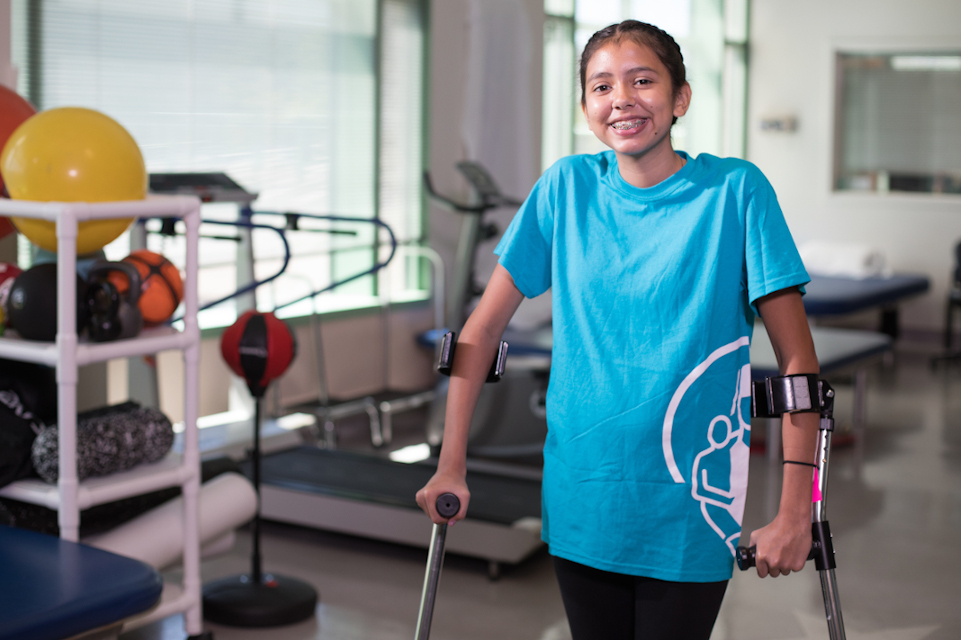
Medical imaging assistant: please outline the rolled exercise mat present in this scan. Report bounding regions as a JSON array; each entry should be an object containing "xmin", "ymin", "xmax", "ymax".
[{"xmin": 83, "ymin": 472, "xmax": 257, "ymax": 570}]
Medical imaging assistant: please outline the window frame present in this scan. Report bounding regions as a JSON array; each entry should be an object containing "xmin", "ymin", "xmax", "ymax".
[
  {"xmin": 11, "ymin": 0, "xmax": 432, "ymax": 332},
  {"xmin": 541, "ymin": 0, "xmax": 750, "ymax": 166},
  {"xmin": 832, "ymin": 48, "xmax": 961, "ymax": 197}
]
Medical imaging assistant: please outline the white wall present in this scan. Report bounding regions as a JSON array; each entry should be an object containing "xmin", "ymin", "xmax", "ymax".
[
  {"xmin": 748, "ymin": 0, "xmax": 961, "ymax": 333},
  {"xmin": 427, "ymin": 0, "xmax": 545, "ymax": 326}
]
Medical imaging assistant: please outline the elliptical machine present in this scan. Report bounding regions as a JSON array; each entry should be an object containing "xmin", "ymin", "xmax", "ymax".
[{"xmin": 421, "ymin": 162, "xmax": 550, "ymax": 463}]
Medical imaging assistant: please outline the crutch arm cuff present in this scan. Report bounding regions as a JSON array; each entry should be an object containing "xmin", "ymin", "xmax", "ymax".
[{"xmin": 751, "ymin": 373, "xmax": 821, "ymax": 418}]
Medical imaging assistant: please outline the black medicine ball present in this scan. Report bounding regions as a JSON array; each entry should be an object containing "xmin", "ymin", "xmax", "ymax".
[{"xmin": 7, "ymin": 263, "xmax": 88, "ymax": 342}]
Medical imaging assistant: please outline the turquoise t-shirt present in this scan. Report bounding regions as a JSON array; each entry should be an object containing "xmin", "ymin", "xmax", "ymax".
[{"xmin": 494, "ymin": 150, "xmax": 809, "ymax": 582}]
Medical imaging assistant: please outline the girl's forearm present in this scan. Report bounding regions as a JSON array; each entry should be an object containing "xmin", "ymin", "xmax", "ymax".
[
  {"xmin": 436, "ymin": 322, "xmax": 501, "ymax": 476},
  {"xmin": 778, "ymin": 410, "xmax": 820, "ymax": 523},
  {"xmin": 754, "ymin": 287, "xmax": 821, "ymax": 526},
  {"xmin": 435, "ymin": 265, "xmax": 526, "ymax": 477}
]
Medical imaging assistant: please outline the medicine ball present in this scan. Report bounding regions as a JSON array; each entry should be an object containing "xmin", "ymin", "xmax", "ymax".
[
  {"xmin": 0, "ymin": 217, "xmax": 15, "ymax": 240},
  {"xmin": 220, "ymin": 311, "xmax": 296, "ymax": 398},
  {"xmin": 0, "ymin": 84, "xmax": 37, "ymax": 197},
  {"xmin": 2, "ymin": 107, "xmax": 143, "ymax": 254},
  {"xmin": 107, "ymin": 249, "xmax": 183, "ymax": 326},
  {"xmin": 0, "ymin": 357, "xmax": 57, "ymax": 424},
  {"xmin": 7, "ymin": 263, "xmax": 88, "ymax": 341},
  {"xmin": 0, "ymin": 262, "xmax": 23, "ymax": 330}
]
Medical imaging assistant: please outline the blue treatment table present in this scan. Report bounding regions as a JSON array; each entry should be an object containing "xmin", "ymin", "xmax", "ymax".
[
  {"xmin": 803, "ymin": 273, "xmax": 930, "ymax": 336},
  {"xmin": 428, "ymin": 323, "xmax": 891, "ymax": 388},
  {"xmin": 0, "ymin": 525, "xmax": 163, "ymax": 640},
  {"xmin": 751, "ymin": 325, "xmax": 892, "ymax": 462},
  {"xmin": 750, "ymin": 325, "xmax": 892, "ymax": 379},
  {"xmin": 440, "ymin": 323, "xmax": 890, "ymax": 450}
]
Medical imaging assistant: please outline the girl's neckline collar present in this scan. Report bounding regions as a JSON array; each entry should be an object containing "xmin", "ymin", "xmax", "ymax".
[{"xmin": 608, "ymin": 150, "xmax": 694, "ymax": 200}]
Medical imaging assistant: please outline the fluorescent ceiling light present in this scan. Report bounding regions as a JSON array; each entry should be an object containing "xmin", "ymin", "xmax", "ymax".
[{"xmin": 891, "ymin": 56, "xmax": 961, "ymax": 71}]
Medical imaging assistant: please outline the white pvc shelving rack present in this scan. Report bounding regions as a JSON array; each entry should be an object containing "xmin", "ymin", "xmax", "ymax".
[{"xmin": 0, "ymin": 195, "xmax": 204, "ymax": 635}]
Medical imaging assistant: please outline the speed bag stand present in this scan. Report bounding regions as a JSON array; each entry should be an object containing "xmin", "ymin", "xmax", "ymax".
[
  {"xmin": 203, "ymin": 311, "xmax": 318, "ymax": 627},
  {"xmin": 737, "ymin": 375, "xmax": 846, "ymax": 640}
]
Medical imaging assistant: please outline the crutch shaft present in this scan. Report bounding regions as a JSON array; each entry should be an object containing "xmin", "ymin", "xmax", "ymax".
[
  {"xmin": 415, "ymin": 523, "xmax": 447, "ymax": 640},
  {"xmin": 821, "ymin": 568, "xmax": 846, "ymax": 640},
  {"xmin": 737, "ymin": 376, "xmax": 846, "ymax": 640},
  {"xmin": 414, "ymin": 493, "xmax": 461, "ymax": 640}
]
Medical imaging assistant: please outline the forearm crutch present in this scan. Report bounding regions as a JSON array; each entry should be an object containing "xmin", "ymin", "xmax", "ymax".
[
  {"xmin": 415, "ymin": 493, "xmax": 461, "ymax": 640},
  {"xmin": 736, "ymin": 375, "xmax": 846, "ymax": 640}
]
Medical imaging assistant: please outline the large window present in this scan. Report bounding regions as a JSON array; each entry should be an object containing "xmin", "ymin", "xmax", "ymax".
[
  {"xmin": 11, "ymin": 0, "xmax": 427, "ymax": 327},
  {"xmin": 541, "ymin": 0, "xmax": 749, "ymax": 171},
  {"xmin": 834, "ymin": 52, "xmax": 961, "ymax": 195},
  {"xmin": 542, "ymin": 0, "xmax": 575, "ymax": 170}
]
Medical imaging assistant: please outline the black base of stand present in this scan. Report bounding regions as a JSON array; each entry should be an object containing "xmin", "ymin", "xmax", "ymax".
[{"xmin": 203, "ymin": 573, "xmax": 318, "ymax": 627}]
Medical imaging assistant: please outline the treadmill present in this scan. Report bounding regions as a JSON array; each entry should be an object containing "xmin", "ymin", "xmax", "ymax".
[
  {"xmin": 149, "ymin": 172, "xmax": 546, "ymax": 578},
  {"xmin": 252, "ymin": 448, "xmax": 542, "ymax": 578}
]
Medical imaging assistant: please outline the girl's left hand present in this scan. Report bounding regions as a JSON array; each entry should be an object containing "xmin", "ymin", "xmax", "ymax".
[{"xmin": 748, "ymin": 515, "xmax": 812, "ymax": 578}]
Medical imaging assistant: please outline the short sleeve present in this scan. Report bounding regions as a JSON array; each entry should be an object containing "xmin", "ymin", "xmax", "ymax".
[
  {"xmin": 493, "ymin": 169, "xmax": 555, "ymax": 298},
  {"xmin": 744, "ymin": 172, "xmax": 810, "ymax": 314}
]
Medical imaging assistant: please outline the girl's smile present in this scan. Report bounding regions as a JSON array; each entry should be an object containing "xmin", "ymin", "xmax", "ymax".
[{"xmin": 610, "ymin": 118, "xmax": 649, "ymax": 132}]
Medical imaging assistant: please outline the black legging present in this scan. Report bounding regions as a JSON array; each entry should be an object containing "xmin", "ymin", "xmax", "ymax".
[{"xmin": 553, "ymin": 556, "xmax": 728, "ymax": 640}]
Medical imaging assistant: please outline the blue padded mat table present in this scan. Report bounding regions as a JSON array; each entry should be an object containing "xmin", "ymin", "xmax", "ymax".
[
  {"xmin": 751, "ymin": 326, "xmax": 891, "ymax": 460},
  {"xmin": 423, "ymin": 325, "xmax": 892, "ymax": 376},
  {"xmin": 0, "ymin": 525, "xmax": 163, "ymax": 640},
  {"xmin": 750, "ymin": 325, "xmax": 892, "ymax": 379},
  {"xmin": 420, "ymin": 324, "xmax": 889, "ymax": 462},
  {"xmin": 803, "ymin": 274, "xmax": 929, "ymax": 316}
]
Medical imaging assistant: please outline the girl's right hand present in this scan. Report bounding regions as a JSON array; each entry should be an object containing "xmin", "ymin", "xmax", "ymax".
[{"xmin": 416, "ymin": 471, "xmax": 470, "ymax": 525}]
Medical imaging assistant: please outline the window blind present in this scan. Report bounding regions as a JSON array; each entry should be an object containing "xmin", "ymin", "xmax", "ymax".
[{"xmin": 12, "ymin": 0, "xmax": 426, "ymax": 323}]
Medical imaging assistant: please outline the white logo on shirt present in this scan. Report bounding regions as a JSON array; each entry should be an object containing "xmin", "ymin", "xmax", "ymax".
[{"xmin": 662, "ymin": 337, "xmax": 752, "ymax": 556}]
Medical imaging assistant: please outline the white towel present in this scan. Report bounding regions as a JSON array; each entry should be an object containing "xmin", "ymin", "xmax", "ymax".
[{"xmin": 798, "ymin": 241, "xmax": 892, "ymax": 279}]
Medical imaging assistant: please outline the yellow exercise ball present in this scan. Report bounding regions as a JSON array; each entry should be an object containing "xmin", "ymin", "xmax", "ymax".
[{"xmin": 0, "ymin": 107, "xmax": 146, "ymax": 254}]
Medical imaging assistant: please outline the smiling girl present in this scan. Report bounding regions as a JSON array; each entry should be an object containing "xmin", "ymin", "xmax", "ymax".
[{"xmin": 417, "ymin": 20, "xmax": 820, "ymax": 639}]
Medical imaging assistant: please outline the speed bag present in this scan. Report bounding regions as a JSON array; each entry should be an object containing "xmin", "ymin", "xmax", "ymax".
[{"xmin": 220, "ymin": 310, "xmax": 296, "ymax": 398}]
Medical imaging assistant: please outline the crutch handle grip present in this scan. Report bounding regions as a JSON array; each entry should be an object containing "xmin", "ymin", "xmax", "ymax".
[
  {"xmin": 735, "ymin": 543, "xmax": 818, "ymax": 570},
  {"xmin": 735, "ymin": 545, "xmax": 757, "ymax": 570},
  {"xmin": 436, "ymin": 493, "xmax": 461, "ymax": 519},
  {"xmin": 737, "ymin": 520, "xmax": 836, "ymax": 571}
]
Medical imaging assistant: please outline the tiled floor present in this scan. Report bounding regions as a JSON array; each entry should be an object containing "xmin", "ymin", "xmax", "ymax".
[{"xmin": 123, "ymin": 341, "xmax": 961, "ymax": 640}]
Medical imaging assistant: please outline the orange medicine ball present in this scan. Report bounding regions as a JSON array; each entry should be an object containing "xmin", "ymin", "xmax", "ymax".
[{"xmin": 107, "ymin": 250, "xmax": 183, "ymax": 326}]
